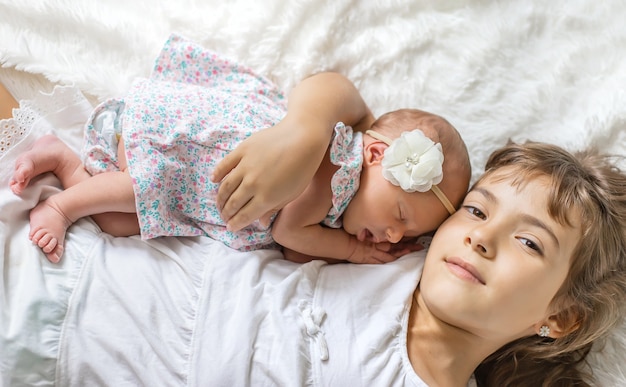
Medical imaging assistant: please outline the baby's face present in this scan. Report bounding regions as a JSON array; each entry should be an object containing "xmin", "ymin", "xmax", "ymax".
[{"xmin": 342, "ymin": 165, "xmax": 450, "ymax": 243}]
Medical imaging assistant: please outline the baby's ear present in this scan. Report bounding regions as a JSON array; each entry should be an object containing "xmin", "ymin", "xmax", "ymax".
[{"xmin": 363, "ymin": 141, "xmax": 387, "ymax": 166}]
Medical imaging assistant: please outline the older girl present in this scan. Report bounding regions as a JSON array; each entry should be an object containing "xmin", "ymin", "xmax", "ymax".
[{"xmin": 212, "ymin": 75, "xmax": 626, "ymax": 385}]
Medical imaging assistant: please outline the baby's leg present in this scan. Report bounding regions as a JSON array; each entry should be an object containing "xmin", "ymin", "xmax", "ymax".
[
  {"xmin": 29, "ymin": 168, "xmax": 136, "ymax": 263},
  {"xmin": 90, "ymin": 136, "xmax": 140, "ymax": 236},
  {"xmin": 10, "ymin": 134, "xmax": 86, "ymax": 262},
  {"xmin": 91, "ymin": 212, "xmax": 140, "ymax": 236},
  {"xmin": 10, "ymin": 134, "xmax": 90, "ymax": 195},
  {"xmin": 14, "ymin": 135, "xmax": 137, "ymax": 262}
]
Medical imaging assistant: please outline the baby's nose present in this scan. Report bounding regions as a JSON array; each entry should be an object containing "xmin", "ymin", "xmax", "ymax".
[{"xmin": 386, "ymin": 227, "xmax": 403, "ymax": 243}]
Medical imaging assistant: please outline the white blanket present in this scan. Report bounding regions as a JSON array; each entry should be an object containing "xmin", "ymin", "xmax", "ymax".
[{"xmin": 1, "ymin": 0, "xmax": 625, "ymax": 385}]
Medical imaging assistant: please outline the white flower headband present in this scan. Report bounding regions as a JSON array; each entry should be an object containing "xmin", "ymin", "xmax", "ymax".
[{"xmin": 365, "ymin": 129, "xmax": 456, "ymax": 215}]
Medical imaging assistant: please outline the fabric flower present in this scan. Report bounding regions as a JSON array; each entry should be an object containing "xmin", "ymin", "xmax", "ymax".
[{"xmin": 381, "ymin": 130, "xmax": 444, "ymax": 192}]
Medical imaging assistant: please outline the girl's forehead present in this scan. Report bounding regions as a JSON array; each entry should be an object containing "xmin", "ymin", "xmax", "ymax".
[
  {"xmin": 471, "ymin": 171, "xmax": 549, "ymax": 203},
  {"xmin": 475, "ymin": 169, "xmax": 583, "ymax": 231},
  {"xmin": 476, "ymin": 166, "xmax": 551, "ymax": 192}
]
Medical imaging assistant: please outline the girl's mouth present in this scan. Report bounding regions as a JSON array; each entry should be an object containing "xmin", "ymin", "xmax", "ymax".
[{"xmin": 445, "ymin": 257, "xmax": 486, "ymax": 285}]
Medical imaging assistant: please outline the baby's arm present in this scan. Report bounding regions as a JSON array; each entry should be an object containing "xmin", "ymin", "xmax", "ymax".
[
  {"xmin": 271, "ymin": 154, "xmax": 398, "ymax": 264},
  {"xmin": 211, "ymin": 72, "xmax": 374, "ymax": 232}
]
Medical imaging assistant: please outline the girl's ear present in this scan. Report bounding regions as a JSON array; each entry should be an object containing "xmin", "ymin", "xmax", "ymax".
[
  {"xmin": 364, "ymin": 141, "xmax": 387, "ymax": 166},
  {"xmin": 533, "ymin": 313, "xmax": 580, "ymax": 339}
]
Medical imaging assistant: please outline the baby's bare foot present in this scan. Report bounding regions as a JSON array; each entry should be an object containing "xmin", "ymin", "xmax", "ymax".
[
  {"xmin": 10, "ymin": 135, "xmax": 68, "ymax": 195},
  {"xmin": 28, "ymin": 197, "xmax": 72, "ymax": 263},
  {"xmin": 10, "ymin": 157, "xmax": 36, "ymax": 195}
]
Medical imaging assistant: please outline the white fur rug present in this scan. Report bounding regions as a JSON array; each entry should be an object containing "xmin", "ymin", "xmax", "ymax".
[{"xmin": 1, "ymin": 0, "xmax": 625, "ymax": 385}]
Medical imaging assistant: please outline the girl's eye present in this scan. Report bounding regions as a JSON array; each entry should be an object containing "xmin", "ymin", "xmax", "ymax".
[
  {"xmin": 464, "ymin": 206, "xmax": 486, "ymax": 220},
  {"xmin": 398, "ymin": 205, "xmax": 404, "ymax": 221},
  {"xmin": 518, "ymin": 237, "xmax": 544, "ymax": 255}
]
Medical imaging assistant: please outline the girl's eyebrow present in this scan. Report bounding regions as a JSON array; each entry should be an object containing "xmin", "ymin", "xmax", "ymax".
[
  {"xmin": 519, "ymin": 214, "xmax": 560, "ymax": 247},
  {"xmin": 472, "ymin": 187, "xmax": 497, "ymax": 203},
  {"xmin": 473, "ymin": 187, "xmax": 560, "ymax": 248}
]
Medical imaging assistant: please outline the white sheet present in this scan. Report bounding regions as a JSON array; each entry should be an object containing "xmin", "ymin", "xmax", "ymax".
[{"xmin": 1, "ymin": 0, "xmax": 625, "ymax": 385}]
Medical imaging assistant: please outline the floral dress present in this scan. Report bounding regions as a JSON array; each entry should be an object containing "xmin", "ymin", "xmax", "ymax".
[{"xmin": 82, "ymin": 34, "xmax": 363, "ymax": 251}]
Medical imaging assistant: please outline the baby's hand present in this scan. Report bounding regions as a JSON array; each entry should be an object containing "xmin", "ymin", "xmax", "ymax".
[
  {"xmin": 388, "ymin": 240, "xmax": 425, "ymax": 257},
  {"xmin": 346, "ymin": 241, "xmax": 395, "ymax": 264},
  {"xmin": 347, "ymin": 239, "xmax": 424, "ymax": 264}
]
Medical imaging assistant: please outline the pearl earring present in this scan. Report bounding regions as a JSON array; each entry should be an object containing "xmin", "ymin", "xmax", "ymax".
[{"xmin": 539, "ymin": 325, "xmax": 550, "ymax": 337}]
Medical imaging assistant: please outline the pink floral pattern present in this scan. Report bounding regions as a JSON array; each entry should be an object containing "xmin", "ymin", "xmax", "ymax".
[{"xmin": 323, "ymin": 122, "xmax": 363, "ymax": 228}]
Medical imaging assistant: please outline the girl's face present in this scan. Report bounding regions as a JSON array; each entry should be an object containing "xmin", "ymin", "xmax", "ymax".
[{"xmin": 420, "ymin": 168, "xmax": 581, "ymax": 342}]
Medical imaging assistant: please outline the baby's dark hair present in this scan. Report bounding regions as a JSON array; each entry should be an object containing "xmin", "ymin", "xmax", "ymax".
[{"xmin": 474, "ymin": 141, "xmax": 626, "ymax": 386}]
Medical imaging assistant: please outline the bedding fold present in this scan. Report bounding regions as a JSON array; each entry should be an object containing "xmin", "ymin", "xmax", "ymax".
[{"xmin": 0, "ymin": 85, "xmax": 98, "ymax": 386}]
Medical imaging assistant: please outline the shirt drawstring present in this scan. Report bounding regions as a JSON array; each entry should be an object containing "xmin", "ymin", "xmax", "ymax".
[{"xmin": 298, "ymin": 300, "xmax": 329, "ymax": 361}]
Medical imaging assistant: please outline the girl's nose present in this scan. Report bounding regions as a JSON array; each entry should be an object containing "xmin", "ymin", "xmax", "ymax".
[{"xmin": 464, "ymin": 227, "xmax": 495, "ymax": 258}]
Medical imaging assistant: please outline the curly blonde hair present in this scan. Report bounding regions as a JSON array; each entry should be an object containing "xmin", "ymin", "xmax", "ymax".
[{"xmin": 474, "ymin": 142, "xmax": 626, "ymax": 386}]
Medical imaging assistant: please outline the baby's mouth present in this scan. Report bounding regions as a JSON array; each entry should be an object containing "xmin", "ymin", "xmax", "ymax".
[
  {"xmin": 358, "ymin": 228, "xmax": 375, "ymax": 242},
  {"xmin": 365, "ymin": 229, "xmax": 378, "ymax": 242}
]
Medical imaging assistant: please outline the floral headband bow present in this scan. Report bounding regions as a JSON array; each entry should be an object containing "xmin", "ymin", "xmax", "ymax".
[{"xmin": 365, "ymin": 129, "xmax": 456, "ymax": 214}]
